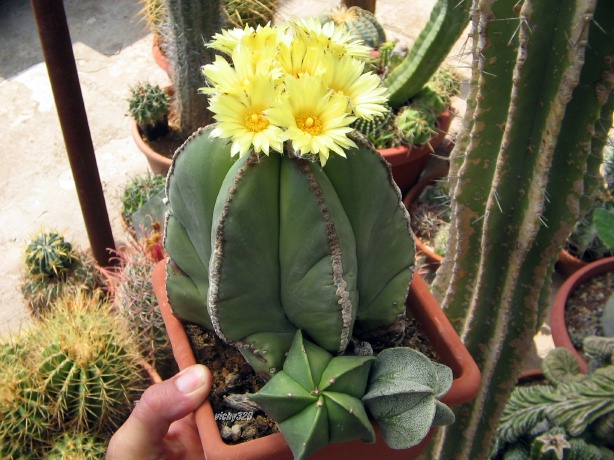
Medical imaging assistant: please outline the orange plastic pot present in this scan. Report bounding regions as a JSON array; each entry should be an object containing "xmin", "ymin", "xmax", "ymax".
[
  {"xmin": 152, "ymin": 260, "xmax": 480, "ymax": 460},
  {"xmin": 550, "ymin": 256, "xmax": 614, "ymax": 374},
  {"xmin": 379, "ymin": 110, "xmax": 452, "ymax": 195}
]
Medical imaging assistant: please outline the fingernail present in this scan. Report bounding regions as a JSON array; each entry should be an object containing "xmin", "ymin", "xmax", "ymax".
[{"xmin": 175, "ymin": 365, "xmax": 206, "ymax": 394}]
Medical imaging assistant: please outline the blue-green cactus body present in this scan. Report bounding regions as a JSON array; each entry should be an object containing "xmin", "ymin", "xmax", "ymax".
[{"xmin": 164, "ymin": 125, "xmax": 415, "ymax": 376}]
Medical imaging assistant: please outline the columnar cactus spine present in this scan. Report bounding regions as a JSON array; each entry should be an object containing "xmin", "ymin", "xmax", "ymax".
[
  {"xmin": 429, "ymin": 1, "xmax": 614, "ymax": 459},
  {"xmin": 162, "ymin": 0, "xmax": 221, "ymax": 135},
  {"xmin": 164, "ymin": 125, "xmax": 415, "ymax": 377},
  {"xmin": 384, "ymin": 0, "xmax": 471, "ymax": 109}
]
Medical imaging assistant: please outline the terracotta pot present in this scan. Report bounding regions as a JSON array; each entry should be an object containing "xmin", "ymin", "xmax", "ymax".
[
  {"xmin": 152, "ymin": 260, "xmax": 481, "ymax": 460},
  {"xmin": 379, "ymin": 110, "xmax": 453, "ymax": 195},
  {"xmin": 555, "ymin": 249, "xmax": 587, "ymax": 279},
  {"xmin": 130, "ymin": 117, "xmax": 173, "ymax": 176},
  {"xmin": 516, "ymin": 368, "xmax": 546, "ymax": 387},
  {"xmin": 403, "ymin": 171, "xmax": 449, "ymax": 265},
  {"xmin": 550, "ymin": 256, "xmax": 614, "ymax": 374},
  {"xmin": 152, "ymin": 33, "xmax": 172, "ymax": 78}
]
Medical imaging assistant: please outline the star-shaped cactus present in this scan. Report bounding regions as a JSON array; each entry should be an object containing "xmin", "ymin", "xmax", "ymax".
[
  {"xmin": 362, "ymin": 347, "xmax": 455, "ymax": 449},
  {"xmin": 248, "ymin": 330, "xmax": 376, "ymax": 459}
]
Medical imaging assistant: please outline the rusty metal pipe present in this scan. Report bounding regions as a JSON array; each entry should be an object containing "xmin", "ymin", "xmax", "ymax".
[{"xmin": 30, "ymin": 0, "xmax": 117, "ymax": 267}]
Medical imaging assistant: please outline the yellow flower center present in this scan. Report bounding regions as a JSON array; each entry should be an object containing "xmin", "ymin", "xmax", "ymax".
[
  {"xmin": 297, "ymin": 114, "xmax": 323, "ymax": 136},
  {"xmin": 245, "ymin": 110, "xmax": 269, "ymax": 133}
]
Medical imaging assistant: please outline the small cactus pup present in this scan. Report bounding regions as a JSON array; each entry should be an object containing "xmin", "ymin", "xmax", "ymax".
[
  {"xmin": 127, "ymin": 81, "xmax": 170, "ymax": 141},
  {"xmin": 362, "ymin": 347, "xmax": 454, "ymax": 450},
  {"xmin": 318, "ymin": 5, "xmax": 386, "ymax": 49},
  {"xmin": 248, "ymin": 330, "xmax": 377, "ymax": 460}
]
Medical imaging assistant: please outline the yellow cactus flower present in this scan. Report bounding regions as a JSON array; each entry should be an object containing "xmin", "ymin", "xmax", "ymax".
[
  {"xmin": 268, "ymin": 75, "xmax": 357, "ymax": 165},
  {"xmin": 201, "ymin": 19, "xmax": 389, "ymax": 165},
  {"xmin": 322, "ymin": 54, "xmax": 388, "ymax": 120},
  {"xmin": 209, "ymin": 74, "xmax": 284, "ymax": 157}
]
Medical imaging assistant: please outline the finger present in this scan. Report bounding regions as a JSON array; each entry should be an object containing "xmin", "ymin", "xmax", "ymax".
[{"xmin": 107, "ymin": 364, "xmax": 211, "ymax": 459}]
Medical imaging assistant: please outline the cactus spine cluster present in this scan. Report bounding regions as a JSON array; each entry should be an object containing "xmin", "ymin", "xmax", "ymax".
[
  {"xmin": 164, "ymin": 125, "xmax": 415, "ymax": 377},
  {"xmin": 427, "ymin": 0, "xmax": 614, "ymax": 458},
  {"xmin": 318, "ymin": 5, "xmax": 386, "ymax": 50}
]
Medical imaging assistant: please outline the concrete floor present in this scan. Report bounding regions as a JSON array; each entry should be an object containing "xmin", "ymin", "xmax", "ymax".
[{"xmin": 0, "ymin": 0, "xmax": 552, "ymax": 368}]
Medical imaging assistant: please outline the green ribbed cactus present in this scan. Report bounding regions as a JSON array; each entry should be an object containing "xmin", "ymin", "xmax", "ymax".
[
  {"xmin": 362, "ymin": 347, "xmax": 454, "ymax": 449},
  {"xmin": 21, "ymin": 232, "xmax": 106, "ymax": 318},
  {"xmin": 46, "ymin": 431, "xmax": 107, "ymax": 459},
  {"xmin": 128, "ymin": 82, "xmax": 170, "ymax": 141},
  {"xmin": 427, "ymin": 1, "xmax": 614, "ymax": 458},
  {"xmin": 25, "ymin": 231, "xmax": 78, "ymax": 279},
  {"xmin": 161, "ymin": 0, "xmax": 222, "ymax": 135},
  {"xmin": 0, "ymin": 354, "xmax": 51, "ymax": 459},
  {"xmin": 395, "ymin": 105, "xmax": 437, "ymax": 146},
  {"xmin": 247, "ymin": 330, "xmax": 376, "ymax": 460},
  {"xmin": 351, "ymin": 104, "xmax": 400, "ymax": 148},
  {"xmin": 164, "ymin": 125, "xmax": 415, "ymax": 377},
  {"xmin": 384, "ymin": 0, "xmax": 471, "ymax": 109},
  {"xmin": 318, "ymin": 5, "xmax": 386, "ymax": 49},
  {"xmin": 32, "ymin": 291, "xmax": 147, "ymax": 432}
]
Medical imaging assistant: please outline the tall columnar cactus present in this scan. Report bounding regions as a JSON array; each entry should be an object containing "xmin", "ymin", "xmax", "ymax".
[
  {"xmin": 384, "ymin": 0, "xmax": 471, "ymax": 109},
  {"xmin": 164, "ymin": 125, "xmax": 415, "ymax": 377},
  {"xmin": 161, "ymin": 0, "xmax": 222, "ymax": 135},
  {"xmin": 427, "ymin": 1, "xmax": 614, "ymax": 458}
]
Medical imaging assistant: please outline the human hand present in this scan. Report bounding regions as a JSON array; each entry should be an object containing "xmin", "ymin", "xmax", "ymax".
[{"xmin": 107, "ymin": 364, "xmax": 212, "ymax": 460}]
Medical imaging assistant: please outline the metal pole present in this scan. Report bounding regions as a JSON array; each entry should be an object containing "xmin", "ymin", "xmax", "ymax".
[{"xmin": 30, "ymin": 0, "xmax": 117, "ymax": 267}]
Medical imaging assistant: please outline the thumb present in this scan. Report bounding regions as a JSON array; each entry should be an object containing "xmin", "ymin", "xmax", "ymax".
[{"xmin": 107, "ymin": 364, "xmax": 212, "ymax": 458}]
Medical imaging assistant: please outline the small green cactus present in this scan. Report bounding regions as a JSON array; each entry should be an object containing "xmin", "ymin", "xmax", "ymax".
[
  {"xmin": 21, "ymin": 232, "xmax": 106, "ymax": 318},
  {"xmin": 433, "ymin": 222, "xmax": 450, "ymax": 257},
  {"xmin": 248, "ymin": 331, "xmax": 376, "ymax": 460},
  {"xmin": 362, "ymin": 347, "xmax": 455, "ymax": 449},
  {"xmin": 394, "ymin": 105, "xmax": 437, "ymax": 146},
  {"xmin": 31, "ymin": 290, "xmax": 147, "ymax": 432},
  {"xmin": 0, "ymin": 357, "xmax": 52, "ymax": 459},
  {"xmin": 128, "ymin": 82, "xmax": 170, "ymax": 141},
  {"xmin": 222, "ymin": 0, "xmax": 279, "ymax": 28},
  {"xmin": 319, "ymin": 5, "xmax": 386, "ymax": 50},
  {"xmin": 46, "ymin": 431, "xmax": 108, "ymax": 459},
  {"xmin": 25, "ymin": 231, "xmax": 78, "ymax": 279},
  {"xmin": 351, "ymin": 104, "xmax": 400, "ymax": 149}
]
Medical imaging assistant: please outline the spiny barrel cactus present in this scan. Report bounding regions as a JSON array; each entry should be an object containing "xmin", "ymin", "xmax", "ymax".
[
  {"xmin": 128, "ymin": 81, "xmax": 170, "ymax": 141},
  {"xmin": 164, "ymin": 125, "xmax": 415, "ymax": 377},
  {"xmin": 0, "ymin": 357, "xmax": 51, "ymax": 458},
  {"xmin": 247, "ymin": 330, "xmax": 376, "ymax": 459},
  {"xmin": 46, "ymin": 431, "xmax": 107, "ymax": 459},
  {"xmin": 32, "ymin": 291, "xmax": 147, "ymax": 432},
  {"xmin": 351, "ymin": 104, "xmax": 400, "ymax": 148},
  {"xmin": 395, "ymin": 105, "xmax": 437, "ymax": 146},
  {"xmin": 319, "ymin": 5, "xmax": 386, "ymax": 50},
  {"xmin": 25, "ymin": 231, "xmax": 78, "ymax": 279}
]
